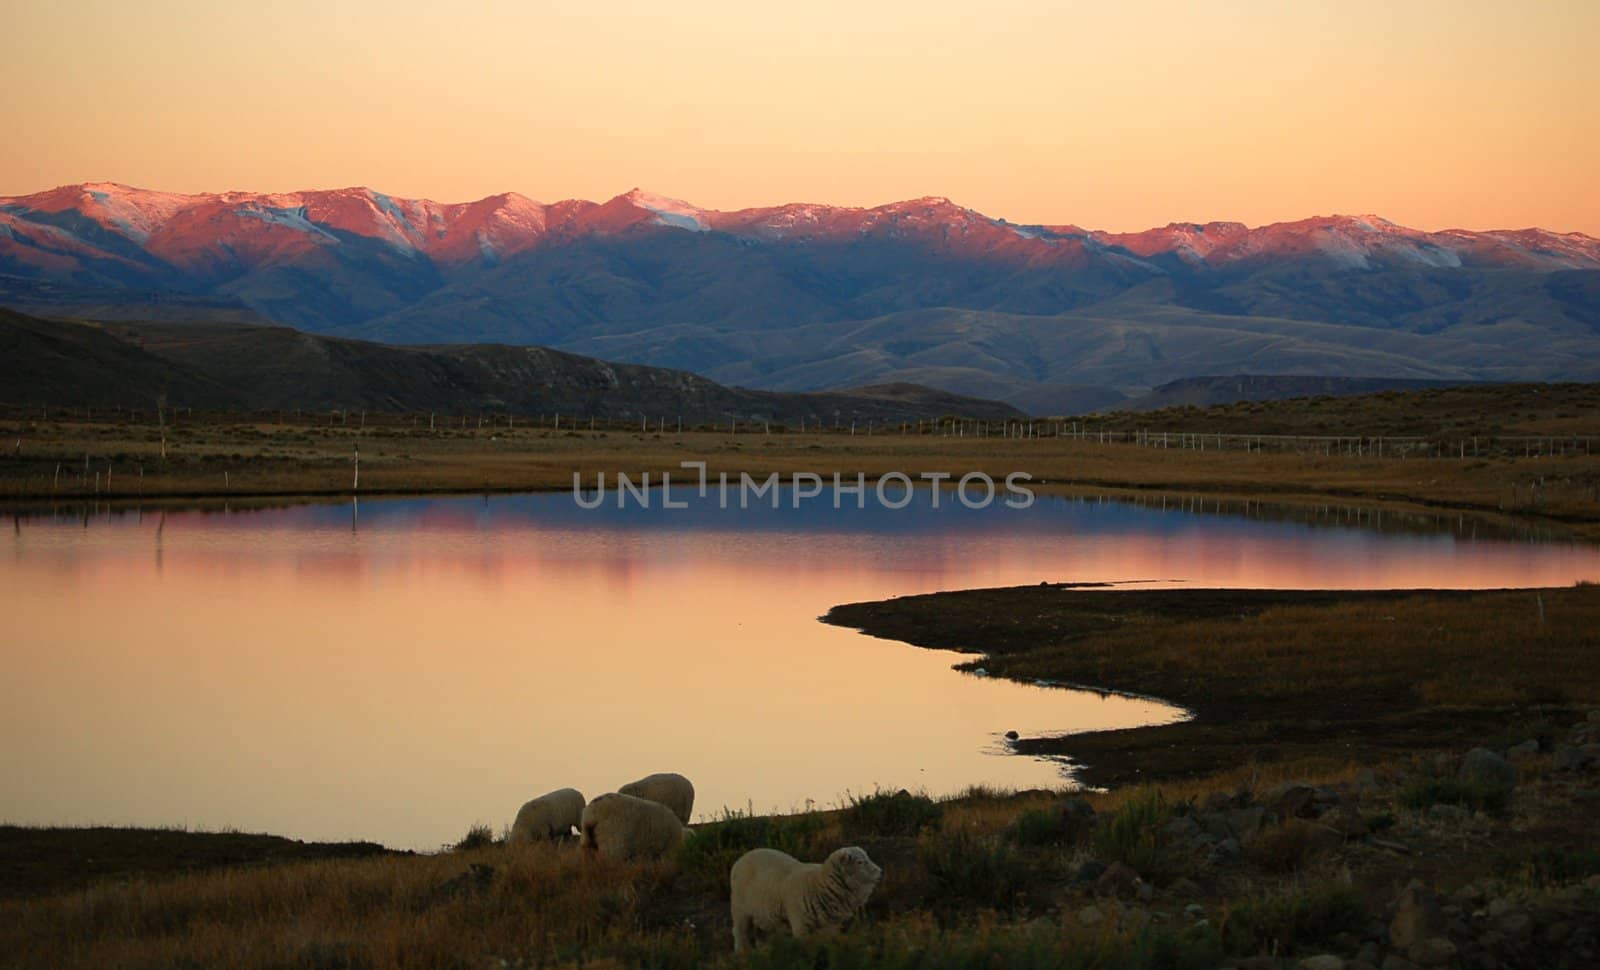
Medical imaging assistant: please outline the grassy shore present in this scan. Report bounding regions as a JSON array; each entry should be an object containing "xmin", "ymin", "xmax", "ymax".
[
  {"xmin": 825, "ymin": 585, "xmax": 1600, "ymax": 788},
  {"xmin": 4, "ymin": 587, "xmax": 1599, "ymax": 967},
  {"xmin": 3, "ymin": 408, "xmax": 1599, "ymax": 537}
]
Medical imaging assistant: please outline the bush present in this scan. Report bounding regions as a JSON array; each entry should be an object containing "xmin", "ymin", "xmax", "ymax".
[
  {"xmin": 1006, "ymin": 803, "xmax": 1093, "ymax": 848},
  {"xmin": 1223, "ymin": 886, "xmax": 1368, "ymax": 955},
  {"xmin": 918, "ymin": 828, "xmax": 1034, "ymax": 912},
  {"xmin": 1091, "ymin": 791, "xmax": 1195, "ymax": 884},
  {"xmin": 675, "ymin": 809, "xmax": 826, "ymax": 892},
  {"xmin": 1398, "ymin": 777, "xmax": 1511, "ymax": 814},
  {"xmin": 842, "ymin": 790, "xmax": 943, "ymax": 838},
  {"xmin": 451, "ymin": 823, "xmax": 496, "ymax": 851}
]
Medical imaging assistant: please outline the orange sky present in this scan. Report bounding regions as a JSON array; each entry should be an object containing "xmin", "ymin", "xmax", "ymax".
[{"xmin": 2, "ymin": 0, "xmax": 1596, "ymax": 233}]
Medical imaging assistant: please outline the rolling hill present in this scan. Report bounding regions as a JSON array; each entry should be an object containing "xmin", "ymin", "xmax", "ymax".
[{"xmin": 0, "ymin": 309, "xmax": 1021, "ymax": 424}]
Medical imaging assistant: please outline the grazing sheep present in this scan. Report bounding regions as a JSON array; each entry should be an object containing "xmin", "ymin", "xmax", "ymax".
[
  {"xmin": 579, "ymin": 792, "xmax": 691, "ymax": 860},
  {"xmin": 729, "ymin": 846, "xmax": 883, "ymax": 951},
  {"xmin": 507, "ymin": 788, "xmax": 585, "ymax": 844},
  {"xmin": 618, "ymin": 772, "xmax": 695, "ymax": 824}
]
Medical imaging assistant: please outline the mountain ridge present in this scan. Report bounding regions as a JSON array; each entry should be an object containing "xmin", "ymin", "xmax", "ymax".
[{"xmin": 4, "ymin": 182, "xmax": 1599, "ymax": 410}]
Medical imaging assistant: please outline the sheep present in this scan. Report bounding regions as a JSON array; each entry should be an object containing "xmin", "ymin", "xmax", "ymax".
[
  {"xmin": 579, "ymin": 792, "xmax": 692, "ymax": 860},
  {"xmin": 729, "ymin": 846, "xmax": 883, "ymax": 951},
  {"xmin": 617, "ymin": 772, "xmax": 695, "ymax": 824},
  {"xmin": 507, "ymin": 787, "xmax": 585, "ymax": 844}
]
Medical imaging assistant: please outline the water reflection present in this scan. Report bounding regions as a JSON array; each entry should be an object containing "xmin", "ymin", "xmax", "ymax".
[{"xmin": 2, "ymin": 489, "xmax": 1597, "ymax": 850}]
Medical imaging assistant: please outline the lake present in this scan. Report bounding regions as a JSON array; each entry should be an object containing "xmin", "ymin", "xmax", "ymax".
[{"xmin": 3, "ymin": 488, "xmax": 1597, "ymax": 850}]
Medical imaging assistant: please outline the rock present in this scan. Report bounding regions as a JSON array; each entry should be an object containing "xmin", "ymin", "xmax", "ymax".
[
  {"xmin": 1214, "ymin": 837, "xmax": 1242, "ymax": 861},
  {"xmin": 1298, "ymin": 956, "xmax": 1345, "ymax": 970},
  {"xmin": 1076, "ymin": 904, "xmax": 1104, "ymax": 927},
  {"xmin": 1135, "ymin": 880, "xmax": 1154, "ymax": 901},
  {"xmin": 1201, "ymin": 791, "xmax": 1237, "ymax": 813},
  {"xmin": 1553, "ymin": 745, "xmax": 1588, "ymax": 771},
  {"xmin": 1428, "ymin": 803, "xmax": 1470, "ymax": 823},
  {"xmin": 1004, "ymin": 730, "xmax": 1019, "ymax": 740},
  {"xmin": 1164, "ymin": 814, "xmax": 1203, "ymax": 841},
  {"xmin": 1169, "ymin": 877, "xmax": 1202, "ymax": 897},
  {"xmin": 1496, "ymin": 912, "xmax": 1532, "ymax": 938},
  {"xmin": 1458, "ymin": 748, "xmax": 1518, "ymax": 791},
  {"xmin": 1279, "ymin": 817, "xmax": 1346, "ymax": 854},
  {"xmin": 1486, "ymin": 898, "xmax": 1512, "ymax": 919},
  {"xmin": 1323, "ymin": 807, "xmax": 1370, "ymax": 837},
  {"xmin": 1095, "ymin": 861, "xmax": 1141, "ymax": 896},
  {"xmin": 1074, "ymin": 860, "xmax": 1107, "ymax": 883},
  {"xmin": 1546, "ymin": 920, "xmax": 1575, "ymax": 945},
  {"xmin": 1505, "ymin": 739, "xmax": 1540, "ymax": 761},
  {"xmin": 1224, "ymin": 805, "xmax": 1267, "ymax": 842},
  {"xmin": 1406, "ymin": 937, "xmax": 1457, "ymax": 967},
  {"xmin": 1184, "ymin": 903, "xmax": 1206, "ymax": 919},
  {"xmin": 1055, "ymin": 797, "xmax": 1098, "ymax": 843},
  {"xmin": 1588, "ymin": 709, "xmax": 1600, "ymax": 723},
  {"xmin": 1380, "ymin": 956, "xmax": 1416, "ymax": 970},
  {"xmin": 1346, "ymin": 962, "xmax": 1378, "ymax": 970},
  {"xmin": 1354, "ymin": 767, "xmax": 1380, "ymax": 792},
  {"xmin": 1391, "ymin": 880, "xmax": 1445, "ymax": 950},
  {"xmin": 1267, "ymin": 782, "xmax": 1319, "ymax": 820}
]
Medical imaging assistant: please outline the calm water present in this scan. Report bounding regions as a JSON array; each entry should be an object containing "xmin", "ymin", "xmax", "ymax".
[{"xmin": 3, "ymin": 489, "xmax": 1597, "ymax": 850}]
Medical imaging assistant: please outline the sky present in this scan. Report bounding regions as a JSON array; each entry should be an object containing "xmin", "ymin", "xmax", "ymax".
[{"xmin": 2, "ymin": 0, "xmax": 1596, "ymax": 233}]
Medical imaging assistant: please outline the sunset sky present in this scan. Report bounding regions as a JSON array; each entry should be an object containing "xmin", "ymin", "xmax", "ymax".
[{"xmin": 2, "ymin": 0, "xmax": 1595, "ymax": 233}]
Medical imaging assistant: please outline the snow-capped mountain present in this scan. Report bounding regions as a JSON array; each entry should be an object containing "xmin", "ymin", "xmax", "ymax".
[{"xmin": 3, "ymin": 182, "xmax": 1598, "ymax": 408}]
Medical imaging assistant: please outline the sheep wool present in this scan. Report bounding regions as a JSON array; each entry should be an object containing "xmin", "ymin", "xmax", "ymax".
[
  {"xmin": 729, "ymin": 846, "xmax": 883, "ymax": 951},
  {"xmin": 507, "ymin": 787, "xmax": 585, "ymax": 844},
  {"xmin": 617, "ymin": 772, "xmax": 695, "ymax": 824},
  {"xmin": 579, "ymin": 792, "xmax": 689, "ymax": 860}
]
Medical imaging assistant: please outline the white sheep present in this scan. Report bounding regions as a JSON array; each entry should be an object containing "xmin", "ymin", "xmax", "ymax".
[
  {"xmin": 579, "ymin": 792, "xmax": 692, "ymax": 860},
  {"xmin": 507, "ymin": 787, "xmax": 585, "ymax": 844},
  {"xmin": 617, "ymin": 771, "xmax": 695, "ymax": 824},
  {"xmin": 729, "ymin": 846, "xmax": 883, "ymax": 951}
]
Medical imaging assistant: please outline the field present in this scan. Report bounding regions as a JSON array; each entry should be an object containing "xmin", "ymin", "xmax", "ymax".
[{"xmin": 3, "ymin": 383, "xmax": 1600, "ymax": 538}]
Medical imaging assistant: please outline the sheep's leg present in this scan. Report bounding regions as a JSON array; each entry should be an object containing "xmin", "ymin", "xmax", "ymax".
[{"xmin": 732, "ymin": 914, "xmax": 754, "ymax": 952}]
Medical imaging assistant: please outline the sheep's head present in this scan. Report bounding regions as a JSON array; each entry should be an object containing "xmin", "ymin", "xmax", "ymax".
[{"xmin": 826, "ymin": 846, "xmax": 883, "ymax": 906}]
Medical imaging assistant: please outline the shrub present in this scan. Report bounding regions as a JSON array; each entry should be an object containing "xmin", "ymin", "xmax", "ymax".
[
  {"xmin": 918, "ymin": 828, "xmax": 1033, "ymax": 913},
  {"xmin": 1398, "ymin": 777, "xmax": 1510, "ymax": 814},
  {"xmin": 1223, "ymin": 886, "xmax": 1368, "ymax": 955},
  {"xmin": 842, "ymin": 790, "xmax": 943, "ymax": 838},
  {"xmin": 1006, "ymin": 805, "xmax": 1092, "ymax": 848},
  {"xmin": 674, "ymin": 809, "xmax": 826, "ymax": 892},
  {"xmin": 451, "ymin": 823, "xmax": 496, "ymax": 852},
  {"xmin": 1091, "ymin": 791, "xmax": 1195, "ymax": 883}
]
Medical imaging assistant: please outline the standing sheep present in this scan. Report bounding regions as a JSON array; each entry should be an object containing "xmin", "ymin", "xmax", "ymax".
[
  {"xmin": 618, "ymin": 772, "xmax": 695, "ymax": 824},
  {"xmin": 507, "ymin": 788, "xmax": 585, "ymax": 844},
  {"xmin": 579, "ymin": 792, "xmax": 691, "ymax": 860},
  {"xmin": 729, "ymin": 846, "xmax": 883, "ymax": 951}
]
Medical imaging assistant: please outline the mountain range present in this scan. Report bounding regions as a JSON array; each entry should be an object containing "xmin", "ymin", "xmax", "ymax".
[{"xmin": 4, "ymin": 183, "xmax": 1598, "ymax": 411}]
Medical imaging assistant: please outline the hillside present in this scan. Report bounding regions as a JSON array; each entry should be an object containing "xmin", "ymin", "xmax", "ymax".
[
  {"xmin": 4, "ymin": 184, "xmax": 1598, "ymax": 409},
  {"xmin": 0, "ymin": 310, "xmax": 1021, "ymax": 424}
]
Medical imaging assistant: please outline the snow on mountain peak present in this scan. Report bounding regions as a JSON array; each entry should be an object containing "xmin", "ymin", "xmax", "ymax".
[{"xmin": 621, "ymin": 188, "xmax": 710, "ymax": 232}]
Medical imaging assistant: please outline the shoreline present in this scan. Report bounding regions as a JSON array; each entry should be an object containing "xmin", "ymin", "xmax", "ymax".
[{"xmin": 824, "ymin": 584, "xmax": 1600, "ymax": 788}]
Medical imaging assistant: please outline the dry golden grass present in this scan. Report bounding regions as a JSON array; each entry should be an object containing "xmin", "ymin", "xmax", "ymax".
[
  {"xmin": 2, "ymin": 412, "xmax": 1598, "ymax": 538},
  {"xmin": 827, "ymin": 585, "xmax": 1600, "ymax": 786}
]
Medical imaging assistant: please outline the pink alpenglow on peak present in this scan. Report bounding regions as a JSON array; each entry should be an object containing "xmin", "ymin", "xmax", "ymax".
[{"xmin": 2, "ymin": 183, "xmax": 1598, "ymax": 275}]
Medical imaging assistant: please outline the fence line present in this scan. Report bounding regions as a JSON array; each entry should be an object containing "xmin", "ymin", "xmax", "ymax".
[{"xmin": 0, "ymin": 404, "xmax": 1595, "ymax": 460}]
